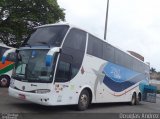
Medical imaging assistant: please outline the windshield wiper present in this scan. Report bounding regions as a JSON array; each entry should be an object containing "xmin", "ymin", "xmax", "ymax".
[
  {"xmin": 15, "ymin": 73, "xmax": 25, "ymax": 75},
  {"xmin": 21, "ymin": 79, "xmax": 28, "ymax": 82},
  {"xmin": 26, "ymin": 69, "xmax": 37, "ymax": 79},
  {"xmin": 12, "ymin": 74, "xmax": 25, "ymax": 81},
  {"xmin": 21, "ymin": 43, "xmax": 31, "ymax": 47},
  {"xmin": 36, "ymin": 41, "xmax": 50, "ymax": 48}
]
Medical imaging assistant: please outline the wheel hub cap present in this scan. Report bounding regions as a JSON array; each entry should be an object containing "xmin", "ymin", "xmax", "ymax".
[
  {"xmin": 1, "ymin": 78, "xmax": 7, "ymax": 86},
  {"xmin": 80, "ymin": 94, "xmax": 88, "ymax": 106}
]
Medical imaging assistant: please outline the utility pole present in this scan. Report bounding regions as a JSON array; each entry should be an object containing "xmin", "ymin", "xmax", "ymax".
[{"xmin": 104, "ymin": 0, "xmax": 109, "ymax": 41}]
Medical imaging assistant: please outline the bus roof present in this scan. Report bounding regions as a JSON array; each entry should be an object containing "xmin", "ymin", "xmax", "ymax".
[
  {"xmin": 34, "ymin": 23, "xmax": 70, "ymax": 29},
  {"xmin": 34, "ymin": 23, "xmax": 148, "ymax": 65}
]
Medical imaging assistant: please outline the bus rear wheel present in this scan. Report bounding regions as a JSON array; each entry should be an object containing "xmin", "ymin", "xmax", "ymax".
[
  {"xmin": 0, "ymin": 76, "xmax": 10, "ymax": 87},
  {"xmin": 77, "ymin": 90, "xmax": 90, "ymax": 111},
  {"xmin": 136, "ymin": 93, "xmax": 141, "ymax": 105},
  {"xmin": 130, "ymin": 93, "xmax": 136, "ymax": 105}
]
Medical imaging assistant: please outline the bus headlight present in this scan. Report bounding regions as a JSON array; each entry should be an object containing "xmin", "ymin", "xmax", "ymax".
[{"xmin": 35, "ymin": 89, "xmax": 50, "ymax": 94}]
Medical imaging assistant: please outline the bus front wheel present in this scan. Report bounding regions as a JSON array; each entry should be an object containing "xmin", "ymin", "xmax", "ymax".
[
  {"xmin": 0, "ymin": 76, "xmax": 10, "ymax": 87},
  {"xmin": 77, "ymin": 89, "xmax": 90, "ymax": 111}
]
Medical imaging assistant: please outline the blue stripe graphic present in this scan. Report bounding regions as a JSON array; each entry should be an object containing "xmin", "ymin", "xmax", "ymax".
[{"xmin": 103, "ymin": 62, "xmax": 147, "ymax": 92}]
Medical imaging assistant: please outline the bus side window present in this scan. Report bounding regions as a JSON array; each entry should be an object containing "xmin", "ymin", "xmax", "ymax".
[
  {"xmin": 63, "ymin": 28, "xmax": 86, "ymax": 52},
  {"xmin": 87, "ymin": 34, "xmax": 103, "ymax": 58},
  {"xmin": 55, "ymin": 61, "xmax": 71, "ymax": 82}
]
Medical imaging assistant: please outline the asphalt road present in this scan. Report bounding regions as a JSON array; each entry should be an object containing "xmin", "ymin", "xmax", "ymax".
[{"xmin": 0, "ymin": 88, "xmax": 160, "ymax": 119}]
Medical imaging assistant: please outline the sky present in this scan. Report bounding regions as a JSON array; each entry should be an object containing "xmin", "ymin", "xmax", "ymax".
[{"xmin": 58, "ymin": 0, "xmax": 160, "ymax": 71}]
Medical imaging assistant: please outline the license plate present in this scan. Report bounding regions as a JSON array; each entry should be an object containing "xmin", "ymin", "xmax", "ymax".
[{"xmin": 19, "ymin": 94, "xmax": 26, "ymax": 100}]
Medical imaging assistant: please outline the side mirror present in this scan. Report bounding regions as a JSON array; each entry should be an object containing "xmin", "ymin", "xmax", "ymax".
[
  {"xmin": 45, "ymin": 47, "xmax": 60, "ymax": 66},
  {"xmin": 46, "ymin": 55, "xmax": 54, "ymax": 67},
  {"xmin": 2, "ymin": 56, "xmax": 6, "ymax": 64},
  {"xmin": 2, "ymin": 48, "xmax": 16, "ymax": 64}
]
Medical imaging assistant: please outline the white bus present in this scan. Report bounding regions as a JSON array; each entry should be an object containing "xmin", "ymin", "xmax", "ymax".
[
  {"xmin": 0, "ymin": 43, "xmax": 15, "ymax": 87},
  {"xmin": 6, "ymin": 24, "xmax": 150, "ymax": 110}
]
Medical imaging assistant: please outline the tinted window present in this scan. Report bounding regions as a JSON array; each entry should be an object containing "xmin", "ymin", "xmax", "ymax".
[
  {"xmin": 124, "ymin": 54, "xmax": 133, "ymax": 69},
  {"xmin": 103, "ymin": 43, "xmax": 114, "ymax": 62},
  {"xmin": 133, "ymin": 59, "xmax": 139, "ymax": 72},
  {"xmin": 26, "ymin": 25, "xmax": 69, "ymax": 47},
  {"xmin": 56, "ymin": 28, "xmax": 87, "ymax": 82},
  {"xmin": 64, "ymin": 28, "xmax": 86, "ymax": 51},
  {"xmin": 115, "ymin": 49, "xmax": 125, "ymax": 66},
  {"xmin": 55, "ymin": 52, "xmax": 81, "ymax": 82},
  {"xmin": 141, "ymin": 63, "xmax": 146, "ymax": 73},
  {"xmin": 55, "ymin": 61, "xmax": 71, "ymax": 82},
  {"xmin": 87, "ymin": 34, "xmax": 103, "ymax": 58},
  {"xmin": 132, "ymin": 58, "xmax": 145, "ymax": 73},
  {"xmin": 144, "ymin": 64, "xmax": 149, "ymax": 72}
]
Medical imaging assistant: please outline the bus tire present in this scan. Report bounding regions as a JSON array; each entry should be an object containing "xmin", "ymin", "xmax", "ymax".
[
  {"xmin": 0, "ymin": 75, "xmax": 10, "ymax": 87},
  {"xmin": 136, "ymin": 93, "xmax": 141, "ymax": 105},
  {"xmin": 130, "ymin": 93, "xmax": 136, "ymax": 105},
  {"xmin": 77, "ymin": 89, "xmax": 90, "ymax": 111}
]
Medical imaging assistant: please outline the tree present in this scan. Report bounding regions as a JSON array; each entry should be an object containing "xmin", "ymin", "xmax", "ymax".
[
  {"xmin": 150, "ymin": 67, "xmax": 156, "ymax": 73},
  {"xmin": 0, "ymin": 0, "xmax": 65, "ymax": 47}
]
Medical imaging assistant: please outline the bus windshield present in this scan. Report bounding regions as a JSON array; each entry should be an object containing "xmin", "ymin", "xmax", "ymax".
[
  {"xmin": 12, "ymin": 49, "xmax": 56, "ymax": 83},
  {"xmin": 24, "ymin": 25, "xmax": 69, "ymax": 47}
]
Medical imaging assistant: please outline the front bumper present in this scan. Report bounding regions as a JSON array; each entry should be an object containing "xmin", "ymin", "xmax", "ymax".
[{"xmin": 8, "ymin": 87, "xmax": 53, "ymax": 106}]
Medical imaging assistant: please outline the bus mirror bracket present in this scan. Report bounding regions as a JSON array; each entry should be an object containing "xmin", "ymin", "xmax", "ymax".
[
  {"xmin": 2, "ymin": 48, "xmax": 16, "ymax": 64},
  {"xmin": 45, "ymin": 47, "xmax": 60, "ymax": 66}
]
